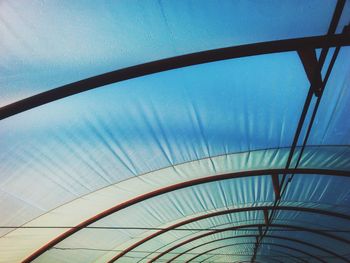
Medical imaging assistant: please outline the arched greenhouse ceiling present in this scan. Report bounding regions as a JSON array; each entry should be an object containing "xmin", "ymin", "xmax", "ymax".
[{"xmin": 1, "ymin": 0, "xmax": 350, "ymax": 262}]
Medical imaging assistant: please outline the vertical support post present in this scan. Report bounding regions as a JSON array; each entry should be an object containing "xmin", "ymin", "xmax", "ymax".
[
  {"xmin": 264, "ymin": 209, "xmax": 269, "ymax": 226},
  {"xmin": 297, "ymin": 48, "xmax": 323, "ymax": 97},
  {"xmin": 270, "ymin": 174, "xmax": 281, "ymax": 200}
]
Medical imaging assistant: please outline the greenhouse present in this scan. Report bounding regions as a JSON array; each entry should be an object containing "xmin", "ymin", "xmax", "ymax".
[{"xmin": 1, "ymin": 1, "xmax": 350, "ymax": 262}]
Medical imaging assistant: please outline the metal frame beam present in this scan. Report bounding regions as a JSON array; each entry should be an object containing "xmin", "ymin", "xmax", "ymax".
[
  {"xmin": 23, "ymin": 168, "xmax": 350, "ymax": 262},
  {"xmin": 270, "ymin": 175, "xmax": 281, "ymax": 200},
  {"xmin": 1, "ymin": 33, "xmax": 350, "ymax": 120}
]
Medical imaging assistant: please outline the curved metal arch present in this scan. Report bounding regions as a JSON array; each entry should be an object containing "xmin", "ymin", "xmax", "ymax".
[
  {"xmin": 1, "ymin": 33, "xmax": 350, "ymax": 120},
  {"xmin": 168, "ymin": 234, "xmax": 348, "ymax": 263},
  {"xmin": 148, "ymin": 223, "xmax": 350, "ymax": 262},
  {"xmin": 186, "ymin": 242, "xmax": 321, "ymax": 263},
  {"xmin": 114, "ymin": 205, "xmax": 350, "ymax": 262},
  {"xmin": 23, "ymin": 168, "xmax": 350, "ymax": 263}
]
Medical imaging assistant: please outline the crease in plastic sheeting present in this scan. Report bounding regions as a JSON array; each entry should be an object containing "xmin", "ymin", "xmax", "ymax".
[
  {"xmin": 11, "ymin": 143, "xmax": 85, "ymax": 198},
  {"xmin": 295, "ymin": 145, "xmax": 350, "ymax": 171},
  {"xmin": 188, "ymin": 101, "xmax": 212, "ymax": 158},
  {"xmin": 282, "ymin": 174, "xmax": 350, "ymax": 209},
  {"xmin": 321, "ymin": 76, "xmax": 350, "ymax": 143},
  {"xmin": 52, "ymin": 132, "xmax": 113, "ymax": 186},
  {"xmin": 25, "ymin": 141, "xmax": 93, "ymax": 194},
  {"xmin": 85, "ymin": 115, "xmax": 139, "ymax": 177},
  {"xmin": 137, "ymin": 102, "xmax": 175, "ymax": 168}
]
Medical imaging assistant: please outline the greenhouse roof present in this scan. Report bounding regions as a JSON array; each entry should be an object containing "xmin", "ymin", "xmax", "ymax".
[{"xmin": 1, "ymin": 1, "xmax": 350, "ymax": 262}]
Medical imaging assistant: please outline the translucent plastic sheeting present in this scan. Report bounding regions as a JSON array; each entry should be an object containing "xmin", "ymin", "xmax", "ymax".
[
  {"xmin": 1, "ymin": 145, "xmax": 349, "ymax": 263},
  {"xmin": 0, "ymin": 0, "xmax": 337, "ymax": 106},
  {"xmin": 1, "ymin": 1, "xmax": 350, "ymax": 263},
  {"xmin": 282, "ymin": 174, "xmax": 350, "ymax": 215},
  {"xmin": 0, "ymin": 52, "xmax": 308, "ymax": 240},
  {"xmin": 263, "ymin": 229, "xmax": 350, "ymax": 263}
]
